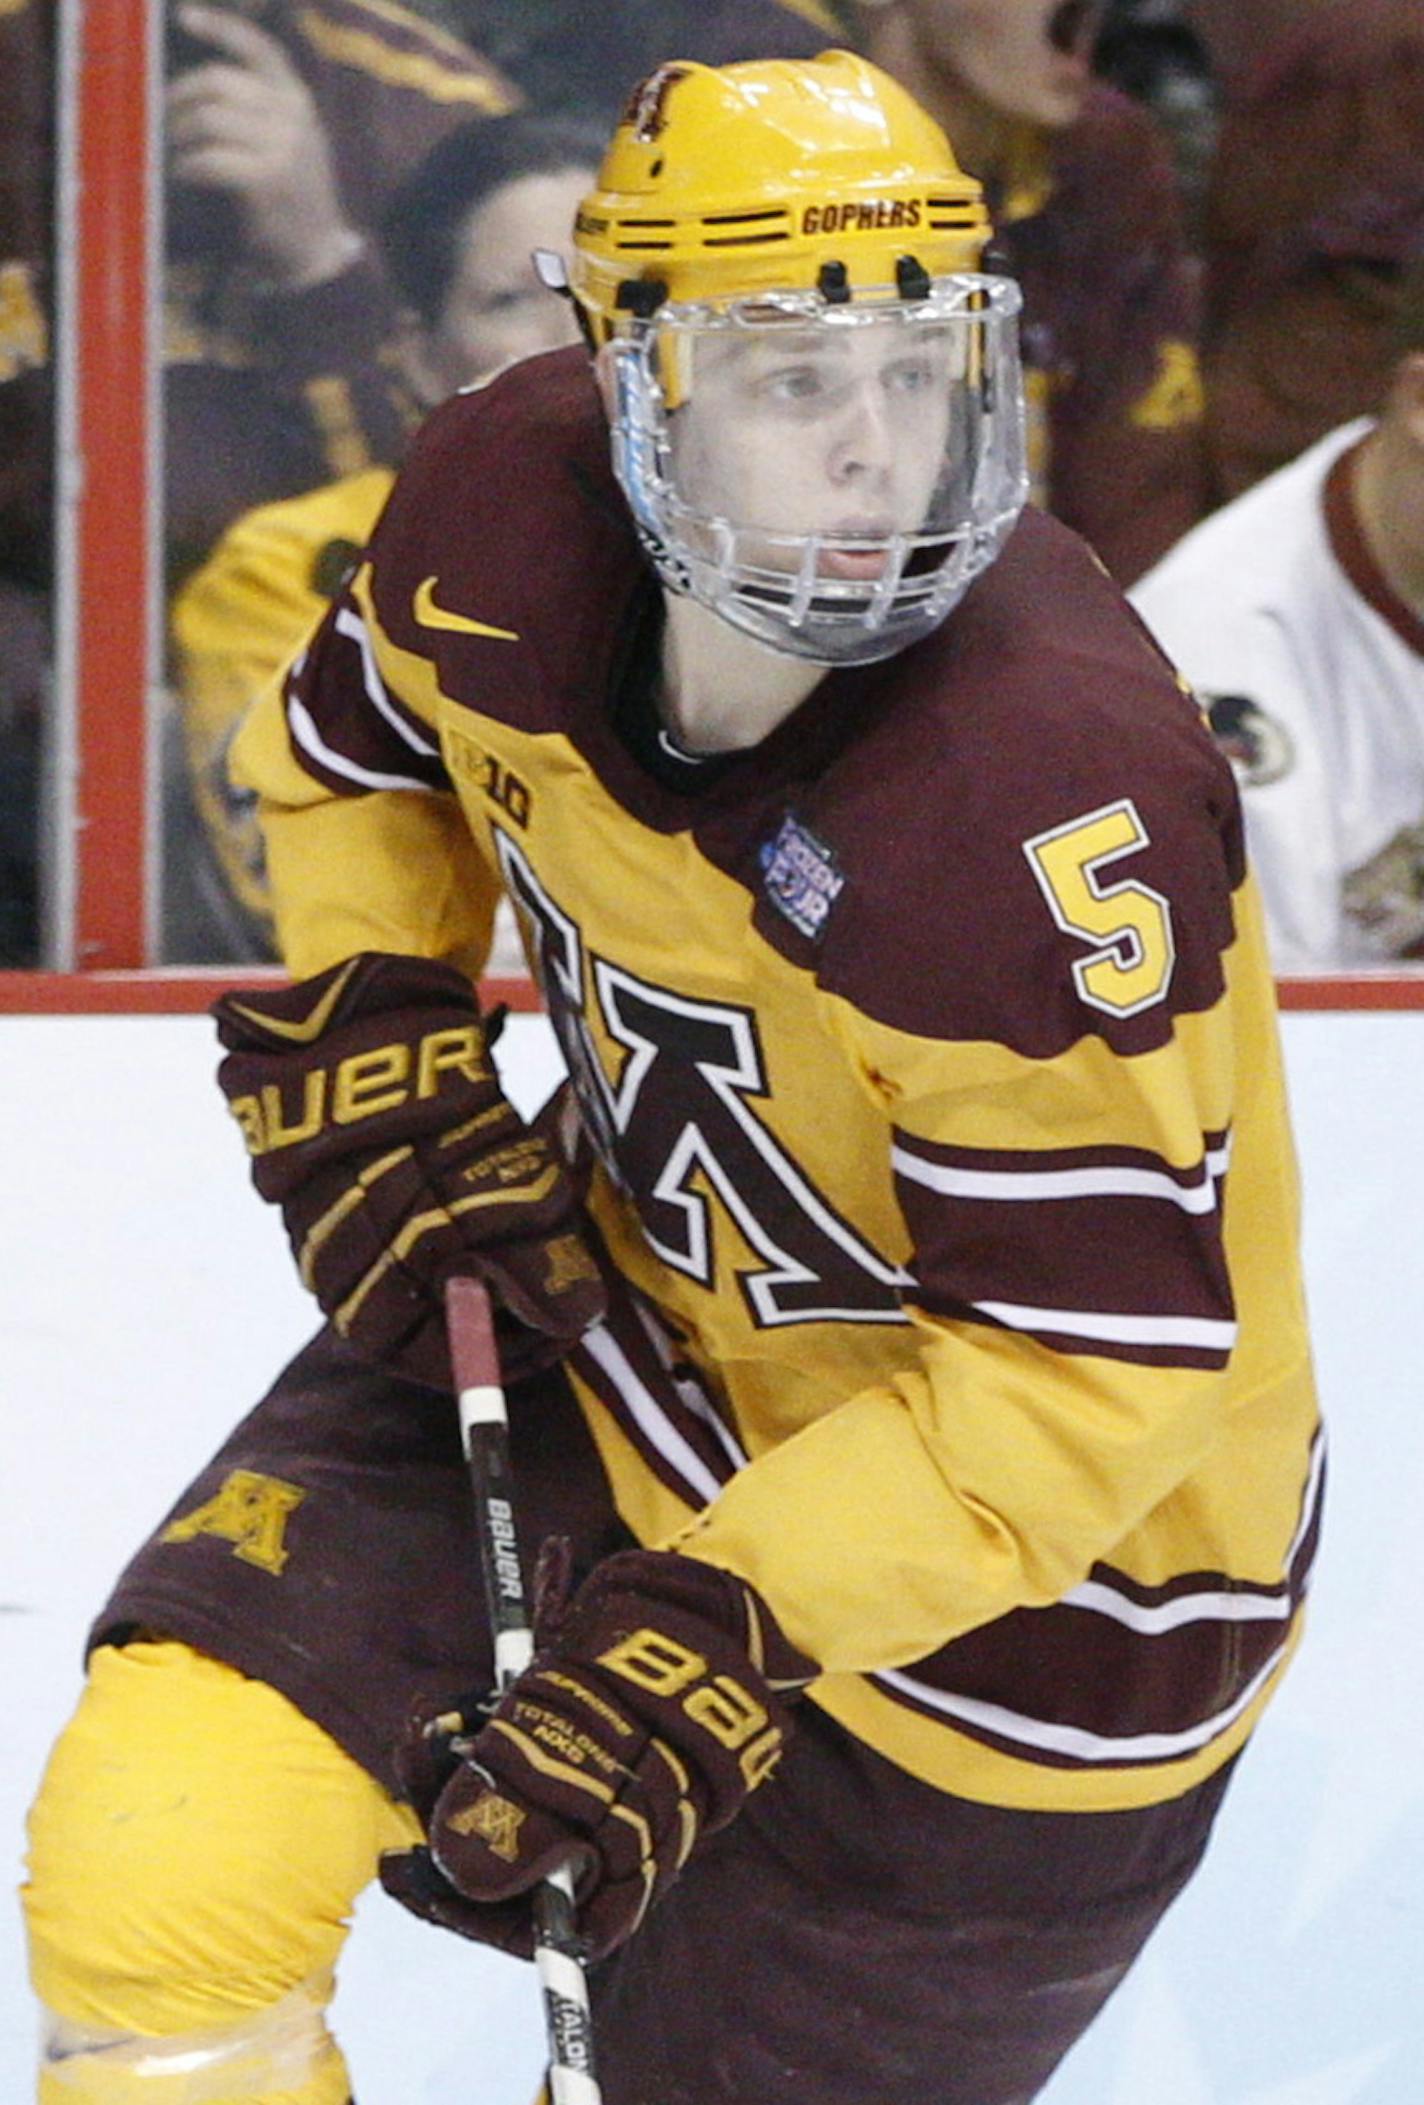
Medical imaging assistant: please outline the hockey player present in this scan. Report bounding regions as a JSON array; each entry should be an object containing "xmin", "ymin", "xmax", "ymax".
[
  {"xmin": 23, "ymin": 51, "xmax": 1322, "ymax": 2105},
  {"xmin": 1132, "ymin": 272, "xmax": 1424, "ymax": 969}
]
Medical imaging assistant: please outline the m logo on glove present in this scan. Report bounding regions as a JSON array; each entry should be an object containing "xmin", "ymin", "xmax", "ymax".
[
  {"xmin": 380, "ymin": 1549, "xmax": 818, "ymax": 1961},
  {"xmin": 446, "ymin": 1791, "xmax": 526, "ymax": 1863}
]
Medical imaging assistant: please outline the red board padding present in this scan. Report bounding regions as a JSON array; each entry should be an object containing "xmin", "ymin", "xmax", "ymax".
[
  {"xmin": 1274, "ymin": 975, "xmax": 1424, "ymax": 1010},
  {"xmin": 3, "ymin": 972, "xmax": 1424, "ymax": 1016},
  {"xmin": 0, "ymin": 973, "xmax": 546, "ymax": 1015},
  {"xmin": 71, "ymin": 0, "xmax": 156, "ymax": 967}
]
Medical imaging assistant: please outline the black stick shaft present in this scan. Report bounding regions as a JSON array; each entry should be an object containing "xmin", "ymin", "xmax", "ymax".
[{"xmin": 445, "ymin": 1276, "xmax": 602, "ymax": 2105}]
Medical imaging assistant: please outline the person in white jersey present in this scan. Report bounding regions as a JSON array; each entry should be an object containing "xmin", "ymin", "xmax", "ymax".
[{"xmin": 1131, "ymin": 275, "xmax": 1424, "ymax": 971}]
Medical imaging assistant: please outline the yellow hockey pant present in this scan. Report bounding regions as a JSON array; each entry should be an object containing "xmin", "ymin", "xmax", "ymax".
[{"xmin": 22, "ymin": 1640, "xmax": 422, "ymax": 2104}]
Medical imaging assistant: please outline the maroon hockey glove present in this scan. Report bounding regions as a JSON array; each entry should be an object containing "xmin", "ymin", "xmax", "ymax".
[
  {"xmin": 213, "ymin": 953, "xmax": 605, "ymax": 1387},
  {"xmin": 379, "ymin": 1548, "xmax": 817, "ymax": 1961}
]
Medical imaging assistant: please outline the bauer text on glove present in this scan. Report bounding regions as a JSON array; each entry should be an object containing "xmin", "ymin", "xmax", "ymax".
[{"xmin": 213, "ymin": 952, "xmax": 605, "ymax": 1386}]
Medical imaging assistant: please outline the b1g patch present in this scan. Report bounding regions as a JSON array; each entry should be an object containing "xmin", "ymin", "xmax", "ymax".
[
  {"xmin": 759, "ymin": 814, "xmax": 845, "ymax": 943},
  {"xmin": 1206, "ymin": 692, "xmax": 1294, "ymax": 788}
]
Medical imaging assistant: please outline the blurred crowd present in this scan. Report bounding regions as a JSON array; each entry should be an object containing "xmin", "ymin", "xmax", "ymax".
[{"xmin": 1, "ymin": 0, "xmax": 1421, "ymax": 969}]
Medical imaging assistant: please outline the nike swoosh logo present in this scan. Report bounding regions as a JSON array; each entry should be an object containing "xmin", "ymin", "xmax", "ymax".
[
  {"xmin": 413, "ymin": 576, "xmax": 519, "ymax": 643},
  {"xmin": 225, "ymin": 957, "xmax": 363, "ymax": 1046}
]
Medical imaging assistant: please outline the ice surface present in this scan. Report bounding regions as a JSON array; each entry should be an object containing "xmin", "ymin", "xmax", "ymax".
[{"xmin": 2, "ymin": 1010, "xmax": 1421, "ymax": 2102}]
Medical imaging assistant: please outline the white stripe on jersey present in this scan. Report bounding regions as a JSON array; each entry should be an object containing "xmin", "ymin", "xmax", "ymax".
[
  {"xmin": 892, "ymin": 1136, "xmax": 1232, "ymax": 1215},
  {"xmin": 286, "ymin": 695, "xmax": 434, "ymax": 794},
  {"xmin": 578, "ymin": 1320, "xmax": 728, "ymax": 1508},
  {"xmin": 334, "ymin": 606, "xmax": 440, "ymax": 759},
  {"xmin": 971, "ymin": 1300, "xmax": 1238, "ymax": 1353},
  {"xmin": 875, "ymin": 1628, "xmax": 1291, "ymax": 1765},
  {"xmin": 1066, "ymin": 1577, "xmax": 1287, "ymax": 1632}
]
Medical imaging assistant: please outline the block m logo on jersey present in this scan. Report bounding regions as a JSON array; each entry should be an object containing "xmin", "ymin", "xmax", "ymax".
[{"xmin": 496, "ymin": 831, "xmax": 908, "ymax": 1328}]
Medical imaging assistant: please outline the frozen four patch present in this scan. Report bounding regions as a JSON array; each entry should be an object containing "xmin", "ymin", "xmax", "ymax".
[{"xmin": 760, "ymin": 814, "xmax": 845, "ymax": 942}]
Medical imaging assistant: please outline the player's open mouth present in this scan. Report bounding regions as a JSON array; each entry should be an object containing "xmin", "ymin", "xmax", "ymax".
[
  {"xmin": 817, "ymin": 523, "xmax": 896, "ymax": 580},
  {"xmin": 818, "ymin": 549, "xmax": 891, "ymax": 580}
]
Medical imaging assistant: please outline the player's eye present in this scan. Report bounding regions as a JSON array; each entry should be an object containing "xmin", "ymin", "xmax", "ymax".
[
  {"xmin": 883, "ymin": 357, "xmax": 938, "ymax": 396},
  {"xmin": 759, "ymin": 363, "xmax": 827, "ymax": 404}
]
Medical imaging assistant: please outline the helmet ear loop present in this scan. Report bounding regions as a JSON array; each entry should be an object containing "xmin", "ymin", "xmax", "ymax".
[{"xmin": 574, "ymin": 306, "xmax": 601, "ymax": 359}]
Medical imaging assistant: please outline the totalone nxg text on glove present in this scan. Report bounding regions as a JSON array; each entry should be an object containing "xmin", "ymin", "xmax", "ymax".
[
  {"xmin": 380, "ymin": 1547, "xmax": 818, "ymax": 1961},
  {"xmin": 213, "ymin": 951, "xmax": 605, "ymax": 1388}
]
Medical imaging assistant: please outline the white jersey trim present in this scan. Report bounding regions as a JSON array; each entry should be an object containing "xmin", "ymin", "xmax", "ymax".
[
  {"xmin": 579, "ymin": 1319, "xmax": 728, "ymax": 1508},
  {"xmin": 286, "ymin": 695, "xmax": 434, "ymax": 795},
  {"xmin": 970, "ymin": 1300, "xmax": 1238, "ymax": 1353},
  {"xmin": 874, "ymin": 1629, "xmax": 1290, "ymax": 1765},
  {"xmin": 1064, "ymin": 1576, "xmax": 1285, "ymax": 1632},
  {"xmin": 334, "ymin": 605, "xmax": 440, "ymax": 759},
  {"xmin": 892, "ymin": 1137, "xmax": 1232, "ymax": 1216}
]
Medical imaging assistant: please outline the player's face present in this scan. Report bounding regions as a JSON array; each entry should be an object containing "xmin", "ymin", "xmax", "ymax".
[
  {"xmin": 420, "ymin": 165, "xmax": 593, "ymax": 397},
  {"xmin": 669, "ymin": 318, "xmax": 957, "ymax": 579},
  {"xmin": 899, "ymin": 0, "xmax": 1105, "ymax": 129}
]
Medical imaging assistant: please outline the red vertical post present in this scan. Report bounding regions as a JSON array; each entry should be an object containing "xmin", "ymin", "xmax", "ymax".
[{"xmin": 67, "ymin": 0, "xmax": 158, "ymax": 966}]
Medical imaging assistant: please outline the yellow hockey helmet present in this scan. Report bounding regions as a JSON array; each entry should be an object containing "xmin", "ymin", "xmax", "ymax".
[
  {"xmin": 569, "ymin": 50, "xmax": 992, "ymax": 339},
  {"xmin": 567, "ymin": 52, "xmax": 1027, "ymax": 667}
]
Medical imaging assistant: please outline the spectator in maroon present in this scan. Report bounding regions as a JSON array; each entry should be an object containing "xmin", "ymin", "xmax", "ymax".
[
  {"xmin": 849, "ymin": 0, "xmax": 1209, "ymax": 584},
  {"xmin": 162, "ymin": 0, "xmax": 519, "ymax": 580},
  {"xmin": 158, "ymin": 0, "xmax": 841, "ymax": 584},
  {"xmin": 1188, "ymin": 0, "xmax": 1424, "ymax": 502}
]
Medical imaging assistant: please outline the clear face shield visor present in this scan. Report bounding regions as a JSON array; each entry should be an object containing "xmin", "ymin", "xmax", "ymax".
[{"xmin": 606, "ymin": 275, "xmax": 1028, "ymax": 665}]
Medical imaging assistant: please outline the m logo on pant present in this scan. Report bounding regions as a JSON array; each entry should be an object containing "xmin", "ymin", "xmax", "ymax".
[{"xmin": 161, "ymin": 1469, "xmax": 306, "ymax": 1574}]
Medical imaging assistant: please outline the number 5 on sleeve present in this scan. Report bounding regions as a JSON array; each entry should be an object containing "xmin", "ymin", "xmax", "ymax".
[{"xmin": 1024, "ymin": 799, "xmax": 1176, "ymax": 1018}]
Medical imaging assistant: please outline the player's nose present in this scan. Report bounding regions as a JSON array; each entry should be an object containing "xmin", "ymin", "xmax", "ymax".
[{"xmin": 826, "ymin": 379, "xmax": 896, "ymax": 486}]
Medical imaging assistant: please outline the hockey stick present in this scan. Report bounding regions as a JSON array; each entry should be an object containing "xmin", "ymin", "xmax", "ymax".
[{"xmin": 444, "ymin": 1274, "xmax": 602, "ymax": 2105}]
